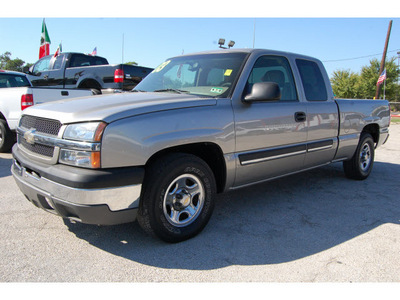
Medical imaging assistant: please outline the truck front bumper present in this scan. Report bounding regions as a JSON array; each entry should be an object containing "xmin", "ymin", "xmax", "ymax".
[{"xmin": 11, "ymin": 145, "xmax": 144, "ymax": 225}]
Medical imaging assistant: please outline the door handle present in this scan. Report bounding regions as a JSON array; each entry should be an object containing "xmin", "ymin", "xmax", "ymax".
[
  {"xmin": 43, "ymin": 75, "xmax": 49, "ymax": 80},
  {"xmin": 295, "ymin": 111, "xmax": 306, "ymax": 122}
]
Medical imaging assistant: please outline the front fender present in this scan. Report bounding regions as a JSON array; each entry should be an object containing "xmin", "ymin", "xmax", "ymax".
[{"xmin": 100, "ymin": 100, "xmax": 235, "ymax": 168}]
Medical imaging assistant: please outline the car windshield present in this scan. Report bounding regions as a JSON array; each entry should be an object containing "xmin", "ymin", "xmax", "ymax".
[{"xmin": 134, "ymin": 52, "xmax": 248, "ymax": 97}]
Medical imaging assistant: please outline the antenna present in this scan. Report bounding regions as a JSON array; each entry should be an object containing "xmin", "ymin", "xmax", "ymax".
[
  {"xmin": 122, "ymin": 33, "xmax": 124, "ymax": 64},
  {"xmin": 253, "ymin": 19, "xmax": 256, "ymax": 48}
]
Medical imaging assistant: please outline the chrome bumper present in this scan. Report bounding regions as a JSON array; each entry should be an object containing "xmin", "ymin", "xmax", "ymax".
[{"xmin": 11, "ymin": 159, "xmax": 141, "ymax": 225}]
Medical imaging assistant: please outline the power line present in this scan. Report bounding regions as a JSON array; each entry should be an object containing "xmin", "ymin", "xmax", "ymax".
[{"xmin": 323, "ymin": 49, "xmax": 400, "ymax": 63}]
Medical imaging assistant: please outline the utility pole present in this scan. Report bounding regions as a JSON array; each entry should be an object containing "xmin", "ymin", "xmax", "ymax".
[
  {"xmin": 375, "ymin": 20, "xmax": 393, "ymax": 100},
  {"xmin": 397, "ymin": 51, "xmax": 400, "ymax": 101}
]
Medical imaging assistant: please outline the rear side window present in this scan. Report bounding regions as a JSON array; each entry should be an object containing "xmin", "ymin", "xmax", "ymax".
[
  {"xmin": 52, "ymin": 55, "xmax": 63, "ymax": 70},
  {"xmin": 69, "ymin": 54, "xmax": 108, "ymax": 68},
  {"xmin": 296, "ymin": 59, "xmax": 327, "ymax": 101}
]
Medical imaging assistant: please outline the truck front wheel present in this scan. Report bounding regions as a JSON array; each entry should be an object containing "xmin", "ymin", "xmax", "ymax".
[
  {"xmin": 138, "ymin": 153, "xmax": 216, "ymax": 243},
  {"xmin": 0, "ymin": 119, "xmax": 14, "ymax": 153},
  {"xmin": 343, "ymin": 132, "xmax": 375, "ymax": 180}
]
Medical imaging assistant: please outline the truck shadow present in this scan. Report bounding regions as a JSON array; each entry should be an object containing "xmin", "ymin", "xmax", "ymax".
[
  {"xmin": 64, "ymin": 161, "xmax": 400, "ymax": 270},
  {"xmin": 0, "ymin": 155, "xmax": 13, "ymax": 179}
]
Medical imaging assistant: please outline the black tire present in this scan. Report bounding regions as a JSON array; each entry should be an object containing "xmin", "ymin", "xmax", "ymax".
[
  {"xmin": 0, "ymin": 119, "xmax": 14, "ymax": 153},
  {"xmin": 343, "ymin": 132, "xmax": 375, "ymax": 180},
  {"xmin": 90, "ymin": 88, "xmax": 102, "ymax": 95},
  {"xmin": 78, "ymin": 80, "xmax": 102, "ymax": 95},
  {"xmin": 138, "ymin": 153, "xmax": 216, "ymax": 243}
]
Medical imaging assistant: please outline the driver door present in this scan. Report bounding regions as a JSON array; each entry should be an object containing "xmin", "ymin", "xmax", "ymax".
[{"xmin": 233, "ymin": 55, "xmax": 308, "ymax": 187}]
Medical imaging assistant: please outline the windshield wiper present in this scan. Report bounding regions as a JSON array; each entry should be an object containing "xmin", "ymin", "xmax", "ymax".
[
  {"xmin": 153, "ymin": 88, "xmax": 189, "ymax": 94},
  {"xmin": 131, "ymin": 89, "xmax": 147, "ymax": 92}
]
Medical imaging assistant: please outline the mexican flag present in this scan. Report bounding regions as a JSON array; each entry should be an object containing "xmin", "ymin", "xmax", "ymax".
[
  {"xmin": 39, "ymin": 19, "xmax": 51, "ymax": 59},
  {"xmin": 53, "ymin": 42, "xmax": 62, "ymax": 58}
]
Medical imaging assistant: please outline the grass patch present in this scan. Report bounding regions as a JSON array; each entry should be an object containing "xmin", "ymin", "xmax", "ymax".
[{"xmin": 391, "ymin": 117, "xmax": 400, "ymax": 123}]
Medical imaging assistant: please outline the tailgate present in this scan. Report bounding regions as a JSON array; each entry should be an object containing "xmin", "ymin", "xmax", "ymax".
[
  {"xmin": 0, "ymin": 87, "xmax": 30, "ymax": 130},
  {"xmin": 31, "ymin": 88, "xmax": 93, "ymax": 104}
]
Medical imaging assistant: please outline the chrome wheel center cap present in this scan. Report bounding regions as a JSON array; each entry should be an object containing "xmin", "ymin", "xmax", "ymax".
[{"xmin": 173, "ymin": 190, "xmax": 191, "ymax": 210}]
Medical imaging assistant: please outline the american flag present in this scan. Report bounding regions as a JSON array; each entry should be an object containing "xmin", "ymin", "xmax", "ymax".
[
  {"xmin": 90, "ymin": 47, "xmax": 97, "ymax": 56},
  {"xmin": 376, "ymin": 69, "xmax": 387, "ymax": 86}
]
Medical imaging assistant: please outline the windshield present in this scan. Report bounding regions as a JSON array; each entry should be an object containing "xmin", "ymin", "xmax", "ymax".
[{"xmin": 134, "ymin": 52, "xmax": 247, "ymax": 97}]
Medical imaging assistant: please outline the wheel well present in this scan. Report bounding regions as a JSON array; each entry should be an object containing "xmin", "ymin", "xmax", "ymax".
[
  {"xmin": 362, "ymin": 124, "xmax": 379, "ymax": 145},
  {"xmin": 146, "ymin": 143, "xmax": 227, "ymax": 193},
  {"xmin": 0, "ymin": 113, "xmax": 10, "ymax": 129},
  {"xmin": 78, "ymin": 79, "xmax": 101, "ymax": 90}
]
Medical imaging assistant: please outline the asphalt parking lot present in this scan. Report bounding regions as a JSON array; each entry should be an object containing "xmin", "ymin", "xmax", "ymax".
[{"xmin": 0, "ymin": 125, "xmax": 399, "ymax": 283}]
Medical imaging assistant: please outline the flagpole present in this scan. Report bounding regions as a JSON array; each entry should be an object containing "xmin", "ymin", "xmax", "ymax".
[{"xmin": 384, "ymin": 78, "xmax": 386, "ymax": 100}]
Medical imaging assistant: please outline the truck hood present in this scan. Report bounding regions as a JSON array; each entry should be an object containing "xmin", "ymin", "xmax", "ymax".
[{"xmin": 22, "ymin": 92, "xmax": 217, "ymax": 124}]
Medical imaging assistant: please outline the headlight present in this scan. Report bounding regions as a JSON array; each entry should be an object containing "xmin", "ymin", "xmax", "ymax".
[
  {"xmin": 59, "ymin": 122, "xmax": 106, "ymax": 168},
  {"xmin": 63, "ymin": 122, "xmax": 106, "ymax": 142}
]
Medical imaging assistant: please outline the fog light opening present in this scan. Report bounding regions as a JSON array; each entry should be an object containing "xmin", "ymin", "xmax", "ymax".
[{"xmin": 45, "ymin": 196, "xmax": 56, "ymax": 210}]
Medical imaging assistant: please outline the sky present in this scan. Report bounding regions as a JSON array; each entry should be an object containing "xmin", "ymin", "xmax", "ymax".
[{"xmin": 1, "ymin": 1, "xmax": 400, "ymax": 78}]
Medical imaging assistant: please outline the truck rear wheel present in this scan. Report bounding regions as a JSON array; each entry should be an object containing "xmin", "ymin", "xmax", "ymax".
[
  {"xmin": 78, "ymin": 80, "xmax": 102, "ymax": 95},
  {"xmin": 138, "ymin": 153, "xmax": 216, "ymax": 243},
  {"xmin": 0, "ymin": 119, "xmax": 14, "ymax": 153},
  {"xmin": 343, "ymin": 132, "xmax": 375, "ymax": 180}
]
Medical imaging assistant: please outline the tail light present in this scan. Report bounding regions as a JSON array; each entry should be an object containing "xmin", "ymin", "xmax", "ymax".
[
  {"xmin": 114, "ymin": 69, "xmax": 124, "ymax": 83},
  {"xmin": 21, "ymin": 94, "xmax": 34, "ymax": 110}
]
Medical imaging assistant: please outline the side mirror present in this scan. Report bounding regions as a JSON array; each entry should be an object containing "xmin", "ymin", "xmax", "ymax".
[
  {"xmin": 243, "ymin": 82, "xmax": 281, "ymax": 103},
  {"xmin": 23, "ymin": 66, "xmax": 32, "ymax": 74}
]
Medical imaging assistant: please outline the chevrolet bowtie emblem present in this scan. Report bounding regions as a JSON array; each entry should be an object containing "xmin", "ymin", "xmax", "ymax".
[{"xmin": 24, "ymin": 129, "xmax": 36, "ymax": 145}]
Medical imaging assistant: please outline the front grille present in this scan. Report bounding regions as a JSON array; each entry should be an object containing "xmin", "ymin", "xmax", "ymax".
[
  {"xmin": 19, "ymin": 137, "xmax": 55, "ymax": 157},
  {"xmin": 18, "ymin": 115, "xmax": 62, "ymax": 158},
  {"xmin": 20, "ymin": 115, "xmax": 62, "ymax": 136}
]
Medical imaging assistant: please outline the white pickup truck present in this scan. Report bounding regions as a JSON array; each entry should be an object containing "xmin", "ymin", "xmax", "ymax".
[{"xmin": 0, "ymin": 70, "xmax": 93, "ymax": 152}]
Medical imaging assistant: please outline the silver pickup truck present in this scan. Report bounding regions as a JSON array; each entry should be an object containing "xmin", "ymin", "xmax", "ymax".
[{"xmin": 11, "ymin": 49, "xmax": 390, "ymax": 243}]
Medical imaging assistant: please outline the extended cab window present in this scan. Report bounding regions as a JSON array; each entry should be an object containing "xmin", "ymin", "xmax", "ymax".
[
  {"xmin": 52, "ymin": 55, "xmax": 63, "ymax": 70},
  {"xmin": 296, "ymin": 59, "xmax": 328, "ymax": 101},
  {"xmin": 69, "ymin": 55, "xmax": 108, "ymax": 68},
  {"xmin": 69, "ymin": 55, "xmax": 91, "ymax": 67},
  {"xmin": 246, "ymin": 55, "xmax": 298, "ymax": 101}
]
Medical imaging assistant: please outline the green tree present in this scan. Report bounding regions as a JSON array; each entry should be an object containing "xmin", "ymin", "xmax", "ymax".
[
  {"xmin": 125, "ymin": 61, "xmax": 138, "ymax": 66},
  {"xmin": 331, "ymin": 56, "xmax": 400, "ymax": 100},
  {"xmin": 331, "ymin": 70, "xmax": 361, "ymax": 99},
  {"xmin": 0, "ymin": 51, "xmax": 32, "ymax": 72},
  {"xmin": 0, "ymin": 51, "xmax": 12, "ymax": 69},
  {"xmin": 361, "ymin": 57, "xmax": 399, "ymax": 100}
]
